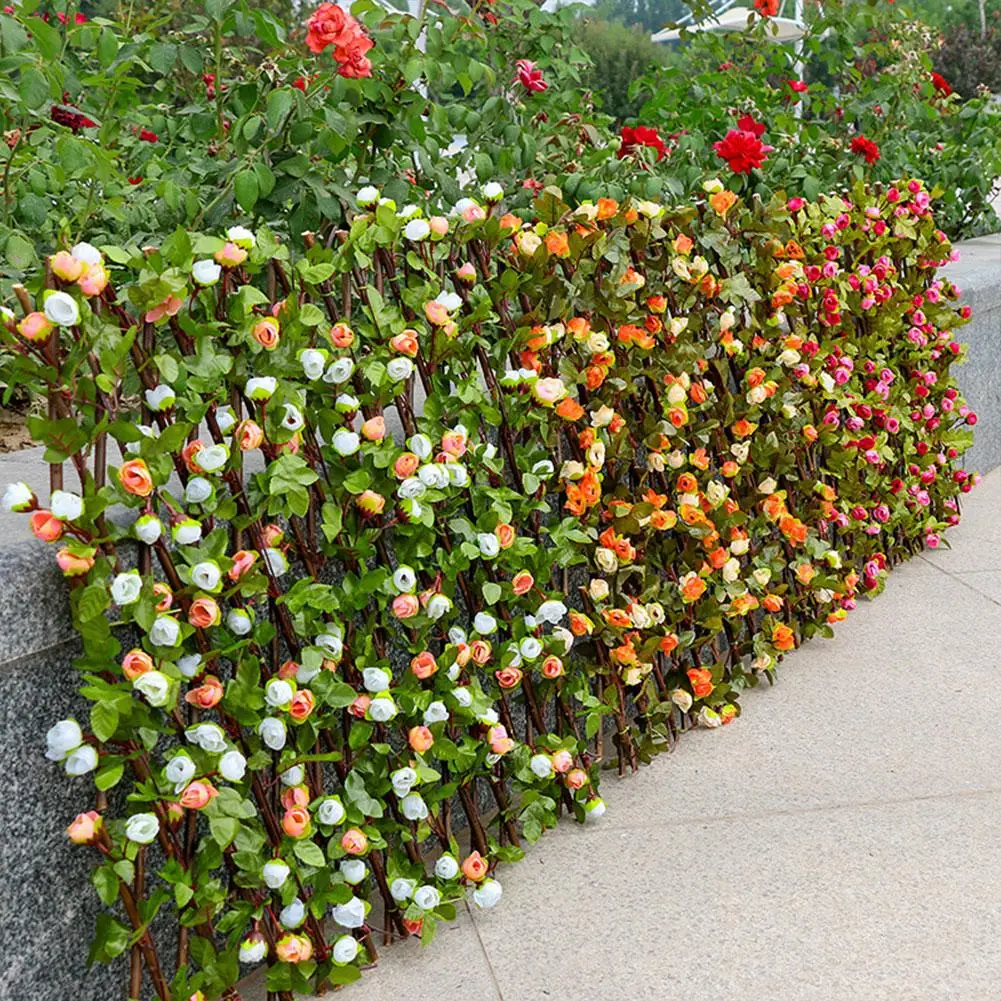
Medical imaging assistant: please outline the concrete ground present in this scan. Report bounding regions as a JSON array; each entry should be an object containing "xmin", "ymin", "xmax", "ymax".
[{"xmin": 281, "ymin": 467, "xmax": 1001, "ymax": 1001}]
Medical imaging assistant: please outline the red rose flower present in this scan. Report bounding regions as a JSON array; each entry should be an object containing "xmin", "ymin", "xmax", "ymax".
[
  {"xmin": 293, "ymin": 76, "xmax": 309, "ymax": 92},
  {"xmin": 850, "ymin": 134, "xmax": 880, "ymax": 164},
  {"xmin": 618, "ymin": 124, "xmax": 668, "ymax": 161},
  {"xmin": 50, "ymin": 105, "xmax": 96, "ymax": 133},
  {"xmin": 786, "ymin": 79, "xmax": 808, "ymax": 94},
  {"xmin": 514, "ymin": 59, "xmax": 547, "ymax": 93},
  {"xmin": 306, "ymin": 2, "xmax": 348, "ymax": 53},
  {"xmin": 736, "ymin": 114, "xmax": 766, "ymax": 138},
  {"xmin": 754, "ymin": 0, "xmax": 779, "ymax": 16},
  {"xmin": 133, "ymin": 126, "xmax": 159, "ymax": 143},
  {"xmin": 713, "ymin": 128, "xmax": 773, "ymax": 174},
  {"xmin": 930, "ymin": 72, "xmax": 952, "ymax": 96}
]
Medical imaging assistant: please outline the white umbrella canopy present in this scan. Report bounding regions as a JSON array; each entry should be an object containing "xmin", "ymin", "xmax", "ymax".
[{"xmin": 651, "ymin": 5, "xmax": 808, "ymax": 43}]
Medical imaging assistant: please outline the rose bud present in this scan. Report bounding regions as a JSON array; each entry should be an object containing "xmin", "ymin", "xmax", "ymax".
[
  {"xmin": 118, "ymin": 458, "xmax": 155, "ymax": 498},
  {"xmin": 67, "ymin": 810, "xmax": 103, "ymax": 845},
  {"xmin": 349, "ymin": 694, "xmax": 371, "ymax": 718},
  {"xmin": 461, "ymin": 851, "xmax": 489, "ymax": 882},
  {"xmin": 17, "ymin": 311, "xmax": 53, "ymax": 342},
  {"xmin": 551, "ymin": 749, "xmax": 573, "ymax": 773},
  {"xmin": 122, "ymin": 649, "xmax": 154, "ymax": 680},
  {"xmin": 50, "ymin": 250, "xmax": 85, "ymax": 282},
  {"xmin": 281, "ymin": 807, "xmax": 311, "ymax": 838},
  {"xmin": 228, "ymin": 549, "xmax": 258, "ymax": 580},
  {"xmin": 185, "ymin": 674, "xmax": 224, "ymax": 708},
  {"xmin": 341, "ymin": 827, "xmax": 369, "ymax": 855},
  {"xmin": 411, "ymin": 651, "xmax": 438, "ymax": 679},
  {"xmin": 488, "ymin": 725, "xmax": 515, "ymax": 755},
  {"xmin": 239, "ymin": 932, "xmax": 268, "ymax": 965},
  {"xmin": 329, "ymin": 322, "xmax": 355, "ymax": 348},
  {"xmin": 188, "ymin": 597, "xmax": 221, "ymax": 629},
  {"xmin": 252, "ymin": 318, "xmax": 280, "ymax": 350},
  {"xmin": 541, "ymin": 655, "xmax": 564, "ymax": 679},
  {"xmin": 2, "ymin": 481, "xmax": 36, "ymax": 513},
  {"xmin": 234, "ymin": 419, "xmax": 264, "ymax": 452},
  {"xmin": 566, "ymin": 768, "xmax": 589, "ymax": 790},
  {"xmin": 360, "ymin": 415, "xmax": 385, "ymax": 441},
  {"xmin": 274, "ymin": 934, "xmax": 312, "ymax": 964},
  {"xmin": 214, "ymin": 242, "xmax": 247, "ymax": 267},
  {"xmin": 281, "ymin": 785, "xmax": 310, "ymax": 810},
  {"xmin": 289, "ymin": 689, "xmax": 315, "ymax": 722},
  {"xmin": 179, "ymin": 780, "xmax": 218, "ymax": 811},
  {"xmin": 56, "ymin": 547, "xmax": 95, "ymax": 576},
  {"xmin": 392, "ymin": 594, "xmax": 420, "ymax": 619},
  {"xmin": 30, "ymin": 510, "xmax": 63, "ymax": 542},
  {"xmin": 393, "ymin": 452, "xmax": 420, "ymax": 479},
  {"xmin": 408, "ymin": 726, "xmax": 434, "ymax": 753},
  {"xmin": 78, "ymin": 263, "xmax": 109, "ymax": 297},
  {"xmin": 356, "ymin": 490, "xmax": 385, "ymax": 517}
]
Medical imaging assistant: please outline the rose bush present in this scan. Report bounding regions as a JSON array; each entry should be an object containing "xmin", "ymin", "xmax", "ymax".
[{"xmin": 0, "ymin": 170, "xmax": 978, "ymax": 998}]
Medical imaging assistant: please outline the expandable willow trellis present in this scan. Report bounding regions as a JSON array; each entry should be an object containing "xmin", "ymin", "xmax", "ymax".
[{"xmin": 1, "ymin": 179, "xmax": 976, "ymax": 1001}]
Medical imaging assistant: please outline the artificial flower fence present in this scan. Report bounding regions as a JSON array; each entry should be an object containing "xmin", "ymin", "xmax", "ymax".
[{"xmin": 0, "ymin": 178, "xmax": 978, "ymax": 1001}]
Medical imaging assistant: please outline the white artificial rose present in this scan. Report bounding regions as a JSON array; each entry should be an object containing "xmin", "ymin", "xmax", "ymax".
[
  {"xmin": 423, "ymin": 701, "xmax": 449, "ymax": 725},
  {"xmin": 331, "ymin": 896, "xmax": 366, "ymax": 929},
  {"xmin": 448, "ymin": 464, "xmax": 469, "ymax": 488},
  {"xmin": 418, "ymin": 464, "xmax": 450, "ymax": 489},
  {"xmin": 192, "ymin": 259, "xmax": 222, "ymax": 285},
  {"xmin": 585, "ymin": 798, "xmax": 607, "ymax": 819},
  {"xmin": 390, "ymin": 878, "xmax": 416, "ymax": 902},
  {"xmin": 435, "ymin": 290, "xmax": 461, "ymax": 312},
  {"xmin": 44, "ymin": 291, "xmax": 80, "ymax": 327},
  {"xmin": 362, "ymin": 668, "xmax": 391, "ymax": 693},
  {"xmin": 185, "ymin": 723, "xmax": 227, "ymax": 753},
  {"xmin": 435, "ymin": 854, "xmax": 459, "ymax": 880},
  {"xmin": 109, "ymin": 576, "xmax": 143, "ymax": 604},
  {"xmin": 185, "ymin": 477, "xmax": 213, "ymax": 504},
  {"xmin": 2, "ymin": 482, "xmax": 34, "ymax": 512},
  {"xmin": 536, "ymin": 600, "xmax": 567, "ymax": 625},
  {"xmin": 45, "ymin": 719, "xmax": 83, "ymax": 760},
  {"xmin": 134, "ymin": 514, "xmax": 163, "ymax": 545},
  {"xmin": 316, "ymin": 630, "xmax": 343, "ymax": 659},
  {"xmin": 125, "ymin": 813, "xmax": 160, "ymax": 845},
  {"xmin": 752, "ymin": 567, "xmax": 772, "ymax": 587},
  {"xmin": 481, "ymin": 181, "xmax": 504, "ymax": 202},
  {"xmin": 317, "ymin": 797, "xmax": 346, "ymax": 826},
  {"xmin": 332, "ymin": 935, "xmax": 360, "ymax": 965},
  {"xmin": 356, "ymin": 186, "xmax": 379, "ymax": 207},
  {"xmin": 264, "ymin": 680, "xmax": 292, "ymax": 712},
  {"xmin": 227, "ymin": 225, "xmax": 256, "ymax": 248},
  {"xmin": 196, "ymin": 445, "xmax": 228, "ymax": 472},
  {"xmin": 177, "ymin": 654, "xmax": 203, "ymax": 679},
  {"xmin": 477, "ymin": 533, "xmax": 500, "ymax": 558},
  {"xmin": 50, "ymin": 490, "xmax": 84, "ymax": 521},
  {"xmin": 239, "ymin": 935, "xmax": 268, "ymax": 964},
  {"xmin": 397, "ymin": 477, "xmax": 426, "ymax": 500},
  {"xmin": 519, "ymin": 637, "xmax": 542, "ymax": 661},
  {"xmin": 413, "ymin": 885, "xmax": 441, "ymax": 911},
  {"xmin": 589, "ymin": 579, "xmax": 610, "ymax": 601},
  {"xmin": 367, "ymin": 695, "xmax": 397, "ymax": 722},
  {"xmin": 479, "ymin": 708, "xmax": 499, "ymax": 726},
  {"xmin": 530, "ymin": 753, "xmax": 554, "ymax": 779},
  {"xmin": 172, "ymin": 519, "xmax": 202, "ymax": 545},
  {"xmin": 405, "ymin": 219, "xmax": 431, "ymax": 241},
  {"xmin": 65, "ymin": 744, "xmax": 99, "ymax": 776},
  {"xmin": 262, "ymin": 860, "xmax": 290, "ymax": 889},
  {"xmin": 722, "ymin": 558, "xmax": 741, "ymax": 583},
  {"xmin": 473, "ymin": 611, "xmax": 497, "ymax": 634},
  {"xmin": 258, "ymin": 717, "xmax": 287, "ymax": 751},
  {"xmin": 331, "ymin": 429, "xmax": 360, "ymax": 456},
  {"xmin": 227, "ymin": 608, "xmax": 253, "ymax": 635},
  {"xmin": 401, "ymin": 793, "xmax": 428, "ymax": 821},
  {"xmin": 281, "ymin": 404, "xmax": 304, "ymax": 432},
  {"xmin": 390, "ymin": 767, "xmax": 417, "ymax": 798},
  {"xmin": 630, "ymin": 604, "xmax": 652, "ymax": 629},
  {"xmin": 300, "ymin": 348, "xmax": 326, "ymax": 380},
  {"xmin": 145, "ymin": 384, "xmax": 176, "ymax": 412},
  {"xmin": 553, "ymin": 627, "xmax": 574, "ymax": 654},
  {"xmin": 386, "ymin": 357, "xmax": 413, "ymax": 381},
  {"xmin": 134, "ymin": 670, "xmax": 172, "ymax": 707},
  {"xmin": 165, "ymin": 753, "xmax": 196, "ymax": 790},
  {"xmin": 472, "ymin": 878, "xmax": 503, "ymax": 909},
  {"xmin": 280, "ymin": 898, "xmax": 306, "ymax": 929},
  {"xmin": 218, "ymin": 750, "xmax": 247, "ymax": 782},
  {"xmin": 281, "ymin": 765, "xmax": 305, "ymax": 787},
  {"xmin": 671, "ymin": 688, "xmax": 694, "ymax": 713},
  {"xmin": 595, "ymin": 547, "xmax": 618, "ymax": 573},
  {"xmin": 758, "ymin": 477, "xmax": 777, "ymax": 495},
  {"xmin": 71, "ymin": 241, "xmax": 102, "ymax": 266},
  {"xmin": 393, "ymin": 565, "xmax": 417, "ymax": 594},
  {"xmin": 149, "ymin": 616, "xmax": 180, "ymax": 647},
  {"xmin": 245, "ymin": 376, "xmax": 277, "ymax": 400},
  {"xmin": 263, "ymin": 548, "xmax": 288, "ymax": 577},
  {"xmin": 426, "ymin": 594, "xmax": 451, "ymax": 620},
  {"xmin": 408, "ymin": 433, "xmax": 433, "ymax": 459},
  {"xmin": 191, "ymin": 562, "xmax": 222, "ymax": 592},
  {"xmin": 340, "ymin": 859, "xmax": 367, "ymax": 884},
  {"xmin": 451, "ymin": 687, "xmax": 472, "ymax": 708},
  {"xmin": 730, "ymin": 538, "xmax": 750, "ymax": 556},
  {"xmin": 323, "ymin": 358, "xmax": 355, "ymax": 385}
]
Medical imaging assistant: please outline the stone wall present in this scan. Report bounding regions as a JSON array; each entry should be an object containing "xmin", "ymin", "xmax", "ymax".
[{"xmin": 0, "ymin": 234, "xmax": 997, "ymax": 1001}]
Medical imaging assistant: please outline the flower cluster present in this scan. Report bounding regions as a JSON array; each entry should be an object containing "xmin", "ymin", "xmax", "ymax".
[
  {"xmin": 305, "ymin": 2, "xmax": 374, "ymax": 79},
  {"xmin": 0, "ymin": 177, "xmax": 976, "ymax": 1000}
]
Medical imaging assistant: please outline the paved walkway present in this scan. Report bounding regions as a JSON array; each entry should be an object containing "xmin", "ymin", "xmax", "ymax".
[{"xmin": 271, "ymin": 467, "xmax": 1001, "ymax": 1001}]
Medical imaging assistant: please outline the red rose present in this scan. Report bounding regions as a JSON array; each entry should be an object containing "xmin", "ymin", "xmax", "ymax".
[
  {"xmin": 930, "ymin": 72, "xmax": 952, "ymax": 96},
  {"xmin": 292, "ymin": 76, "xmax": 309, "ymax": 92},
  {"xmin": 713, "ymin": 128, "xmax": 773, "ymax": 174},
  {"xmin": 514, "ymin": 59, "xmax": 547, "ymax": 93},
  {"xmin": 618, "ymin": 124, "xmax": 668, "ymax": 162},
  {"xmin": 736, "ymin": 114, "xmax": 766, "ymax": 138},
  {"xmin": 849, "ymin": 134, "xmax": 880, "ymax": 164},
  {"xmin": 786, "ymin": 79, "xmax": 808, "ymax": 94},
  {"xmin": 334, "ymin": 21, "xmax": 374, "ymax": 79},
  {"xmin": 306, "ymin": 2, "xmax": 348, "ymax": 53},
  {"xmin": 754, "ymin": 0, "xmax": 779, "ymax": 15},
  {"xmin": 50, "ymin": 105, "xmax": 96, "ymax": 133}
]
